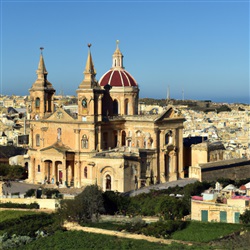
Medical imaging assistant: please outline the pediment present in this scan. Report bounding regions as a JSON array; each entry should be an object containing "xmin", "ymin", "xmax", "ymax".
[
  {"xmin": 40, "ymin": 141, "xmax": 72, "ymax": 154},
  {"xmin": 46, "ymin": 108, "xmax": 75, "ymax": 122},
  {"xmin": 155, "ymin": 107, "xmax": 180, "ymax": 121},
  {"xmin": 41, "ymin": 147, "xmax": 64, "ymax": 156}
]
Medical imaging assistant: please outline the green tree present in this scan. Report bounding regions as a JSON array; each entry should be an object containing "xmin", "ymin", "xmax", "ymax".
[
  {"xmin": 0, "ymin": 164, "xmax": 26, "ymax": 180},
  {"xmin": 240, "ymin": 209, "xmax": 250, "ymax": 224},
  {"xmin": 102, "ymin": 191, "xmax": 131, "ymax": 215},
  {"xmin": 156, "ymin": 196, "xmax": 188, "ymax": 220},
  {"xmin": 59, "ymin": 185, "xmax": 104, "ymax": 223}
]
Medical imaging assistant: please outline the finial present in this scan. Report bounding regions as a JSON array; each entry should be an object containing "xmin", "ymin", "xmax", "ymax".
[
  {"xmin": 40, "ymin": 47, "xmax": 44, "ymax": 54},
  {"xmin": 87, "ymin": 43, "xmax": 92, "ymax": 53},
  {"xmin": 116, "ymin": 40, "xmax": 119, "ymax": 49}
]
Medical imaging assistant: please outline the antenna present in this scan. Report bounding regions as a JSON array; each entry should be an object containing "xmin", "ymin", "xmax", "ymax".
[
  {"xmin": 182, "ymin": 88, "xmax": 184, "ymax": 101},
  {"xmin": 167, "ymin": 85, "xmax": 170, "ymax": 100}
]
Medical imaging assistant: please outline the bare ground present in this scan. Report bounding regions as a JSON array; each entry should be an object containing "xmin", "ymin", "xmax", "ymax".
[{"xmin": 64, "ymin": 222, "xmax": 194, "ymax": 246}]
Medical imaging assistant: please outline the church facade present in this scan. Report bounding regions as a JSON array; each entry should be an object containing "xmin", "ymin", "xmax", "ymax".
[{"xmin": 26, "ymin": 42, "xmax": 185, "ymax": 192}]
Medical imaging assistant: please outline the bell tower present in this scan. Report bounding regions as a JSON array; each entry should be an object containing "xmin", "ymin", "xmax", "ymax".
[
  {"xmin": 77, "ymin": 44, "xmax": 103, "ymax": 122},
  {"xmin": 29, "ymin": 47, "xmax": 55, "ymax": 120}
]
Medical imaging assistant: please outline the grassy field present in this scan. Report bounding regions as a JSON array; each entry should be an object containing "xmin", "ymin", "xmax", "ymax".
[
  {"xmin": 0, "ymin": 210, "xmax": 246, "ymax": 249},
  {"xmin": 172, "ymin": 221, "xmax": 243, "ymax": 242},
  {"xmin": 16, "ymin": 230, "xmax": 212, "ymax": 250},
  {"xmin": 82, "ymin": 220, "xmax": 244, "ymax": 243}
]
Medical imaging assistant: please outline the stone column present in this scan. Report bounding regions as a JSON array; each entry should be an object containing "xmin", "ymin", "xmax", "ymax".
[
  {"xmin": 120, "ymin": 96, "xmax": 124, "ymax": 115},
  {"xmin": 169, "ymin": 151, "xmax": 178, "ymax": 181},
  {"xmin": 153, "ymin": 128, "xmax": 159, "ymax": 150},
  {"xmin": 117, "ymin": 129, "xmax": 121, "ymax": 147},
  {"xmin": 74, "ymin": 161, "xmax": 79, "ymax": 188},
  {"xmin": 74, "ymin": 129, "xmax": 81, "ymax": 188},
  {"xmin": 78, "ymin": 161, "xmax": 82, "ymax": 188},
  {"xmin": 89, "ymin": 95, "xmax": 94, "ymax": 121},
  {"xmin": 159, "ymin": 130, "xmax": 166, "ymax": 183},
  {"xmin": 97, "ymin": 94, "xmax": 103, "ymax": 122},
  {"xmin": 62, "ymin": 161, "xmax": 67, "ymax": 187},
  {"xmin": 96, "ymin": 126, "xmax": 101, "ymax": 151},
  {"xmin": 131, "ymin": 94, "xmax": 135, "ymax": 115},
  {"xmin": 51, "ymin": 161, "xmax": 55, "ymax": 183},
  {"xmin": 177, "ymin": 128, "xmax": 184, "ymax": 178},
  {"xmin": 29, "ymin": 157, "xmax": 34, "ymax": 183}
]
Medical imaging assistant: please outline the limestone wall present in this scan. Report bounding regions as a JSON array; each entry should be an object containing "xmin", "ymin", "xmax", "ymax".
[
  {"xmin": 0, "ymin": 198, "xmax": 59, "ymax": 210},
  {"xmin": 201, "ymin": 164, "xmax": 250, "ymax": 182},
  {"xmin": 188, "ymin": 165, "xmax": 201, "ymax": 181}
]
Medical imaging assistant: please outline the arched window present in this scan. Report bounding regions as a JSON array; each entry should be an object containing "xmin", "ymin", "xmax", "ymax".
[
  {"xmin": 81, "ymin": 134, "xmax": 88, "ymax": 149},
  {"xmin": 122, "ymin": 131, "xmax": 126, "ymax": 146},
  {"xmin": 35, "ymin": 98, "xmax": 40, "ymax": 108},
  {"xmin": 36, "ymin": 134, "xmax": 40, "ymax": 146},
  {"xmin": 114, "ymin": 131, "xmax": 118, "ymax": 147},
  {"xmin": 113, "ymin": 99, "xmax": 118, "ymax": 115},
  {"xmin": 106, "ymin": 174, "xmax": 111, "ymax": 190},
  {"xmin": 37, "ymin": 165, "xmax": 40, "ymax": 172},
  {"xmin": 84, "ymin": 167, "xmax": 88, "ymax": 178},
  {"xmin": 47, "ymin": 96, "xmax": 52, "ymax": 112}
]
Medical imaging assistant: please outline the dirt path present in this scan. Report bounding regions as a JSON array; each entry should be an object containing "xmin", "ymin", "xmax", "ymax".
[{"xmin": 64, "ymin": 222, "xmax": 193, "ymax": 246}]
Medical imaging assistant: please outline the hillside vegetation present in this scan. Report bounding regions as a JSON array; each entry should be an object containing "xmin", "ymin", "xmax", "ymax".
[{"xmin": 1, "ymin": 179, "xmax": 250, "ymax": 249}]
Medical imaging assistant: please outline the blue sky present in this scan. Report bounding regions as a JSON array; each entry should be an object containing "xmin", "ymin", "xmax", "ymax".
[{"xmin": 0, "ymin": 0, "xmax": 249, "ymax": 103}]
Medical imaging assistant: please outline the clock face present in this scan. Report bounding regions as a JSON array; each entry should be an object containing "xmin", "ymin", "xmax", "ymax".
[{"xmin": 82, "ymin": 99, "xmax": 87, "ymax": 108}]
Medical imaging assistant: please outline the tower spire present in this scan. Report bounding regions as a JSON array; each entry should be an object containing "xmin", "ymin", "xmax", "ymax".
[
  {"xmin": 29, "ymin": 47, "xmax": 55, "ymax": 120},
  {"xmin": 78, "ymin": 43, "xmax": 98, "ymax": 89},
  {"xmin": 112, "ymin": 40, "xmax": 123, "ymax": 69},
  {"xmin": 31, "ymin": 47, "xmax": 54, "ymax": 89},
  {"xmin": 37, "ymin": 47, "xmax": 48, "ymax": 81},
  {"xmin": 84, "ymin": 43, "xmax": 96, "ymax": 76}
]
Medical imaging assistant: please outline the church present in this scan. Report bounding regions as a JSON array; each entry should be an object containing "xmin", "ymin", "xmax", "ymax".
[{"xmin": 26, "ymin": 41, "xmax": 185, "ymax": 192}]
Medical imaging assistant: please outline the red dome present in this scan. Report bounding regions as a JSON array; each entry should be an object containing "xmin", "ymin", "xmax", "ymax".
[{"xmin": 99, "ymin": 69, "xmax": 137, "ymax": 87}]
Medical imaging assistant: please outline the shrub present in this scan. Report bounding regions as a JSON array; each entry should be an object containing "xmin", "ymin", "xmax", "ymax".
[
  {"xmin": 0, "ymin": 202, "xmax": 39, "ymax": 209},
  {"xmin": 102, "ymin": 191, "xmax": 119, "ymax": 215},
  {"xmin": 42, "ymin": 188, "xmax": 60, "ymax": 198},
  {"xmin": 0, "ymin": 164, "xmax": 26, "ymax": 180},
  {"xmin": 102, "ymin": 191, "xmax": 130, "ymax": 215},
  {"xmin": 0, "ymin": 233, "xmax": 33, "ymax": 249},
  {"xmin": 142, "ymin": 220, "xmax": 188, "ymax": 239},
  {"xmin": 240, "ymin": 209, "xmax": 250, "ymax": 224},
  {"xmin": 120, "ymin": 217, "xmax": 147, "ymax": 233},
  {"xmin": 25, "ymin": 189, "xmax": 36, "ymax": 197},
  {"xmin": 0, "ymin": 213, "xmax": 58, "ymax": 237}
]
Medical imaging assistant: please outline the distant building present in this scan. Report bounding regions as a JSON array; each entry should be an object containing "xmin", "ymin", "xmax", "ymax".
[
  {"xmin": 0, "ymin": 145, "xmax": 27, "ymax": 165},
  {"xmin": 189, "ymin": 158, "xmax": 250, "ymax": 182},
  {"xmin": 191, "ymin": 182, "xmax": 250, "ymax": 223}
]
